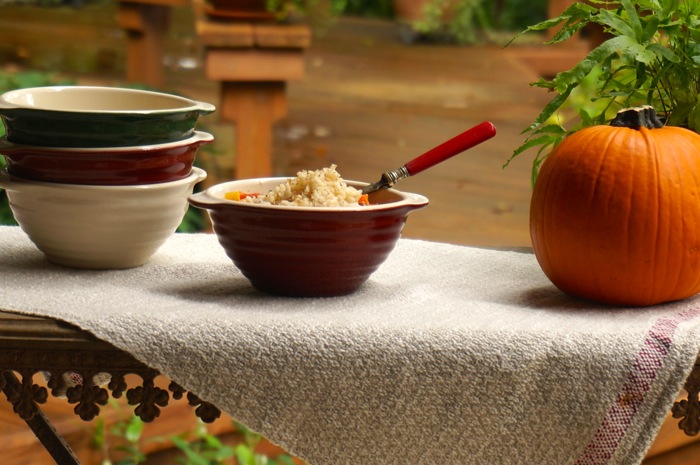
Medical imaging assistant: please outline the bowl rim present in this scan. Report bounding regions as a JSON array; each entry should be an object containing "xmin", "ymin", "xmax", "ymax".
[
  {"xmin": 189, "ymin": 177, "xmax": 429, "ymax": 212},
  {"xmin": 0, "ymin": 167, "xmax": 207, "ymax": 191},
  {"xmin": 0, "ymin": 86, "xmax": 216, "ymax": 115},
  {"xmin": 0, "ymin": 131, "xmax": 214, "ymax": 153}
]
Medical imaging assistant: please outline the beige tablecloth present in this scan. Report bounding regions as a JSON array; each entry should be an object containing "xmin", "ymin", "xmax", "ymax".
[{"xmin": 1, "ymin": 225, "xmax": 699, "ymax": 465}]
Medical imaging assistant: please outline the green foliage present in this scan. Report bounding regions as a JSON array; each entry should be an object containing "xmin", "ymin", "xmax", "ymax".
[
  {"xmin": 230, "ymin": 421, "xmax": 299, "ymax": 465},
  {"xmin": 392, "ymin": 0, "xmax": 490, "ymax": 44},
  {"xmin": 411, "ymin": 0, "xmax": 490, "ymax": 44},
  {"xmin": 170, "ymin": 422, "xmax": 235, "ymax": 465},
  {"xmin": 265, "ymin": 0, "xmax": 348, "ymax": 32},
  {"xmin": 343, "ymin": 0, "xmax": 393, "ymax": 18},
  {"xmin": 493, "ymin": 0, "xmax": 547, "ymax": 31},
  {"xmin": 93, "ymin": 401, "xmax": 153, "ymax": 465},
  {"xmin": 110, "ymin": 415, "xmax": 149, "ymax": 465},
  {"xmin": 506, "ymin": 0, "xmax": 700, "ymax": 182},
  {"xmin": 266, "ymin": 0, "xmax": 347, "ymax": 15},
  {"xmin": 0, "ymin": 70, "xmax": 73, "ymax": 99},
  {"xmin": 93, "ymin": 410, "xmax": 300, "ymax": 465}
]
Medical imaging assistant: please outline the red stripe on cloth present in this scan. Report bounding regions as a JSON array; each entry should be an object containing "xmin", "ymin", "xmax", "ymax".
[{"xmin": 574, "ymin": 307, "xmax": 700, "ymax": 465}]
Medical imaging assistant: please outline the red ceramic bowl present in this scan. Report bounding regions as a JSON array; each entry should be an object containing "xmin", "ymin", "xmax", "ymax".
[
  {"xmin": 0, "ymin": 131, "xmax": 213, "ymax": 185},
  {"xmin": 189, "ymin": 177, "xmax": 429, "ymax": 297}
]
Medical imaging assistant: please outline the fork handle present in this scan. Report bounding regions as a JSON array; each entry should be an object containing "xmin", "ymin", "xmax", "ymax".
[{"xmin": 404, "ymin": 121, "xmax": 496, "ymax": 176}]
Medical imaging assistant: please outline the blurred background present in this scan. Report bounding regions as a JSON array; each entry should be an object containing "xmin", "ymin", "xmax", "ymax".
[
  {"xmin": 0, "ymin": 1, "xmax": 616, "ymax": 464},
  {"xmin": 0, "ymin": 0, "xmax": 574, "ymax": 248}
]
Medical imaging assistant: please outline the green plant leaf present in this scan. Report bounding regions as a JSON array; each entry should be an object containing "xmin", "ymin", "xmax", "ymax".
[
  {"xmin": 668, "ymin": 101, "xmax": 694, "ymax": 125},
  {"xmin": 124, "ymin": 416, "xmax": 144, "ymax": 443},
  {"xmin": 235, "ymin": 443, "xmax": 256, "ymax": 465},
  {"xmin": 271, "ymin": 456, "xmax": 296, "ymax": 465},
  {"xmin": 688, "ymin": 93, "xmax": 700, "ymax": 130},
  {"xmin": 620, "ymin": 0, "xmax": 642, "ymax": 37},
  {"xmin": 171, "ymin": 435, "xmax": 211, "ymax": 465},
  {"xmin": 524, "ymin": 85, "xmax": 576, "ymax": 131},
  {"xmin": 547, "ymin": 20, "xmax": 588, "ymax": 44},
  {"xmin": 92, "ymin": 418, "xmax": 106, "ymax": 449},
  {"xmin": 641, "ymin": 15, "xmax": 662, "ymax": 42},
  {"xmin": 597, "ymin": 8, "xmax": 636, "ymax": 39},
  {"xmin": 647, "ymin": 42, "xmax": 680, "ymax": 63},
  {"xmin": 505, "ymin": 0, "xmax": 700, "ymax": 180},
  {"xmin": 507, "ymin": 2, "xmax": 594, "ymax": 45},
  {"xmin": 503, "ymin": 132, "xmax": 562, "ymax": 169}
]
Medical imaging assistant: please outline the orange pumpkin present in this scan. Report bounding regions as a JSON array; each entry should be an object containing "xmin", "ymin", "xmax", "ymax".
[{"xmin": 530, "ymin": 106, "xmax": 700, "ymax": 306}]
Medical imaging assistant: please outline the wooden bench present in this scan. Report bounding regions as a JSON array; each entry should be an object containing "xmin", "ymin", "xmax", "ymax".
[{"xmin": 117, "ymin": 0, "xmax": 190, "ymax": 88}]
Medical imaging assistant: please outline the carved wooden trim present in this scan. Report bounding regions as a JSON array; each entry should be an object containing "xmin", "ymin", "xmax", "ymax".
[
  {"xmin": 0, "ymin": 312, "xmax": 224, "ymax": 465},
  {"xmin": 1, "ymin": 371, "xmax": 81, "ymax": 465},
  {"xmin": 0, "ymin": 346, "xmax": 221, "ymax": 424}
]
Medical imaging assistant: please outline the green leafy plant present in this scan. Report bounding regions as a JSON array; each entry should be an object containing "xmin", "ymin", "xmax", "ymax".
[
  {"xmin": 170, "ymin": 421, "xmax": 235, "ymax": 465},
  {"xmin": 266, "ymin": 0, "xmax": 347, "ymax": 15},
  {"xmin": 506, "ymin": 0, "xmax": 700, "ymax": 182},
  {"xmin": 93, "ymin": 407, "xmax": 302, "ymax": 465},
  {"xmin": 494, "ymin": 0, "xmax": 547, "ymax": 32},
  {"xmin": 343, "ymin": 0, "xmax": 393, "ymax": 18},
  {"xmin": 411, "ymin": 0, "xmax": 491, "ymax": 44},
  {"xmin": 265, "ymin": 0, "xmax": 347, "ymax": 32},
  {"xmin": 229, "ymin": 421, "xmax": 298, "ymax": 465},
  {"xmin": 92, "ymin": 400, "xmax": 153, "ymax": 465}
]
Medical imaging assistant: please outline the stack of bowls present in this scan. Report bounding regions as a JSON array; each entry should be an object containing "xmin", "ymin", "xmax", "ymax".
[{"xmin": 0, "ymin": 86, "xmax": 215, "ymax": 269}]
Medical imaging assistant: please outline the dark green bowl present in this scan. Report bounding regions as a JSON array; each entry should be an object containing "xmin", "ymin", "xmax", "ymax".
[{"xmin": 0, "ymin": 86, "xmax": 215, "ymax": 148}]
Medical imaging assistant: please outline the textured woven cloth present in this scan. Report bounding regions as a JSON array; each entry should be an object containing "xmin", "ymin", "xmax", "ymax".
[{"xmin": 1, "ymin": 225, "xmax": 700, "ymax": 465}]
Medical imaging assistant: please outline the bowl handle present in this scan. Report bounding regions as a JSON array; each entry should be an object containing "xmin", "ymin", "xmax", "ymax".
[
  {"xmin": 195, "ymin": 101, "xmax": 216, "ymax": 117},
  {"xmin": 403, "ymin": 192, "xmax": 429, "ymax": 212},
  {"xmin": 188, "ymin": 190, "xmax": 215, "ymax": 209}
]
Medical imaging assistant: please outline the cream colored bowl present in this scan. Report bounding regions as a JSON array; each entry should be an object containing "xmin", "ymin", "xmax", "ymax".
[{"xmin": 0, "ymin": 167, "xmax": 206, "ymax": 269}]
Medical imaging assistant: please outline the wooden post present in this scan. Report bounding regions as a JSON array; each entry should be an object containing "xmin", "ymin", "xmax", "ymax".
[
  {"xmin": 194, "ymin": 0, "xmax": 311, "ymax": 180},
  {"xmin": 219, "ymin": 81, "xmax": 287, "ymax": 179},
  {"xmin": 117, "ymin": 0, "xmax": 188, "ymax": 88}
]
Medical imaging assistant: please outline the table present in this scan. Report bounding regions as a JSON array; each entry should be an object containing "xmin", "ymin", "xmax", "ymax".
[
  {"xmin": 3, "ymin": 312, "xmax": 700, "ymax": 465},
  {"xmin": 193, "ymin": 0, "xmax": 311, "ymax": 179},
  {"xmin": 0, "ymin": 311, "xmax": 220, "ymax": 465},
  {"xmin": 2, "ymin": 226, "xmax": 700, "ymax": 465}
]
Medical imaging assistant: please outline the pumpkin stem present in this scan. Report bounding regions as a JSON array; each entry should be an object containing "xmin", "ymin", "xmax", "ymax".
[{"xmin": 610, "ymin": 105, "xmax": 664, "ymax": 129}]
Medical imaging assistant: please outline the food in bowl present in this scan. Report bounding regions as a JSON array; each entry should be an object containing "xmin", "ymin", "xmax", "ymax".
[
  {"xmin": 225, "ymin": 165, "xmax": 369, "ymax": 206},
  {"xmin": 0, "ymin": 167, "xmax": 207, "ymax": 269},
  {"xmin": 0, "ymin": 131, "xmax": 213, "ymax": 185},
  {"xmin": 0, "ymin": 86, "xmax": 215, "ymax": 148},
  {"xmin": 189, "ymin": 174, "xmax": 428, "ymax": 297}
]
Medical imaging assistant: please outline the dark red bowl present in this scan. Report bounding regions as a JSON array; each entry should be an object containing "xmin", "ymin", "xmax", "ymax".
[
  {"xmin": 189, "ymin": 177, "xmax": 429, "ymax": 297},
  {"xmin": 0, "ymin": 131, "xmax": 213, "ymax": 185}
]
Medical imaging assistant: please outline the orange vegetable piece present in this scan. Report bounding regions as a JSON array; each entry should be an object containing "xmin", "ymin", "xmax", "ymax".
[{"xmin": 225, "ymin": 191, "xmax": 260, "ymax": 201}]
